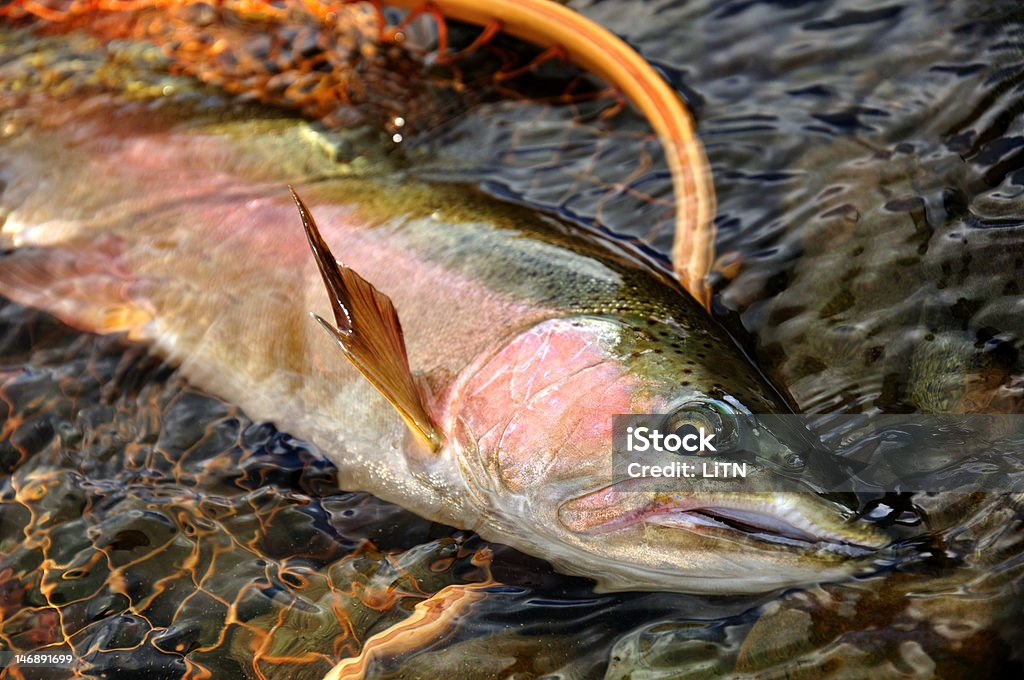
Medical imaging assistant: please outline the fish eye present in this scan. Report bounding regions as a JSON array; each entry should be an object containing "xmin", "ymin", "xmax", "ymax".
[
  {"xmin": 661, "ymin": 401, "xmax": 738, "ymax": 453},
  {"xmin": 783, "ymin": 452, "xmax": 806, "ymax": 471}
]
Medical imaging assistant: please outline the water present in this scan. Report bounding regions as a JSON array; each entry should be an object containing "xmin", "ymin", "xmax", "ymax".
[{"xmin": 1, "ymin": 0, "xmax": 1023, "ymax": 678}]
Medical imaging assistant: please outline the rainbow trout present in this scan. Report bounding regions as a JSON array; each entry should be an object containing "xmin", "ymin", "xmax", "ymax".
[{"xmin": 0, "ymin": 90, "xmax": 888, "ymax": 592}]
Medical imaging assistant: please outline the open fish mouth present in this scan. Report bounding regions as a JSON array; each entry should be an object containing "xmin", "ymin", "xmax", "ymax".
[{"xmin": 558, "ymin": 479, "xmax": 889, "ymax": 554}]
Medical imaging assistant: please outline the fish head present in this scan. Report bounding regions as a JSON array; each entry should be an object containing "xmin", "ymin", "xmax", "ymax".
[{"xmin": 447, "ymin": 312, "xmax": 890, "ymax": 593}]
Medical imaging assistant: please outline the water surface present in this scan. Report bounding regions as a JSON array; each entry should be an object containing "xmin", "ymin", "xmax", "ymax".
[{"xmin": 1, "ymin": 1, "xmax": 1023, "ymax": 677}]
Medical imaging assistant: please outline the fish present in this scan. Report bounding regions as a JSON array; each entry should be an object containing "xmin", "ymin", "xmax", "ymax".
[{"xmin": 0, "ymin": 80, "xmax": 887, "ymax": 592}]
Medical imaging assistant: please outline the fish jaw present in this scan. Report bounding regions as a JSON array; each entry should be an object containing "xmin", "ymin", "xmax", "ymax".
[
  {"xmin": 548, "ymin": 482, "xmax": 889, "ymax": 594},
  {"xmin": 559, "ymin": 483, "xmax": 887, "ymax": 554},
  {"xmin": 541, "ymin": 471, "xmax": 889, "ymax": 592}
]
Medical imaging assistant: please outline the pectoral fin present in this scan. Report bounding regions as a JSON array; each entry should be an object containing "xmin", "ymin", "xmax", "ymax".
[{"xmin": 290, "ymin": 187, "xmax": 442, "ymax": 452}]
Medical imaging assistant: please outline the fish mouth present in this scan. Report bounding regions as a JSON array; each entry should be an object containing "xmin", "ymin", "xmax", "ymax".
[{"xmin": 558, "ymin": 479, "xmax": 889, "ymax": 554}]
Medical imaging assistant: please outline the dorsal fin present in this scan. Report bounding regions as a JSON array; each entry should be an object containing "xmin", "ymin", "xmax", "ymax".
[{"xmin": 290, "ymin": 187, "xmax": 443, "ymax": 452}]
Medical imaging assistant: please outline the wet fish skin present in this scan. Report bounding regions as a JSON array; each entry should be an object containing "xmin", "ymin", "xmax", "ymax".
[{"xmin": 0, "ymin": 91, "xmax": 886, "ymax": 593}]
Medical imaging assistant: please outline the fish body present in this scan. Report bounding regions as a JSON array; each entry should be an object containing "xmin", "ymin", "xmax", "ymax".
[{"xmin": 0, "ymin": 89, "xmax": 887, "ymax": 592}]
